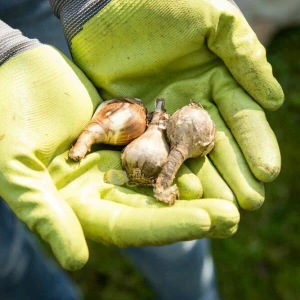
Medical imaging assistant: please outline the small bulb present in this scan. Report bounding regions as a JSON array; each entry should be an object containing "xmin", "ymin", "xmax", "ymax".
[
  {"xmin": 121, "ymin": 99, "xmax": 170, "ymax": 185},
  {"xmin": 69, "ymin": 97, "xmax": 148, "ymax": 161}
]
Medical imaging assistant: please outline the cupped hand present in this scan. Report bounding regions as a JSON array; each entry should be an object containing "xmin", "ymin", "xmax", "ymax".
[
  {"xmin": 52, "ymin": 0, "xmax": 284, "ymax": 211},
  {"xmin": 51, "ymin": 149, "xmax": 239, "ymax": 245},
  {"xmin": 0, "ymin": 35, "xmax": 238, "ymax": 270}
]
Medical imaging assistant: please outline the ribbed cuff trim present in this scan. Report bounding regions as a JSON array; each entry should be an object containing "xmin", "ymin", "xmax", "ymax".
[{"xmin": 0, "ymin": 21, "xmax": 41, "ymax": 66}]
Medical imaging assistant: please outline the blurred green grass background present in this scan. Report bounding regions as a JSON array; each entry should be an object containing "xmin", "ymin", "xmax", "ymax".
[{"xmin": 69, "ymin": 27, "xmax": 300, "ymax": 300}]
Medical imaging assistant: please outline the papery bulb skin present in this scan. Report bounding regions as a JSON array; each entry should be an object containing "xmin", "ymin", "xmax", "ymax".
[
  {"xmin": 69, "ymin": 97, "xmax": 147, "ymax": 161},
  {"xmin": 92, "ymin": 98, "xmax": 147, "ymax": 145},
  {"xmin": 121, "ymin": 99, "xmax": 169, "ymax": 185},
  {"xmin": 167, "ymin": 102, "xmax": 215, "ymax": 159}
]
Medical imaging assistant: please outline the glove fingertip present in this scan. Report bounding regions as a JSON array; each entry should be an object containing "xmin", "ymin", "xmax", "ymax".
[
  {"xmin": 239, "ymin": 196, "xmax": 264, "ymax": 211},
  {"xmin": 49, "ymin": 222, "xmax": 90, "ymax": 271},
  {"xmin": 60, "ymin": 251, "xmax": 89, "ymax": 271},
  {"xmin": 208, "ymin": 224, "xmax": 239, "ymax": 239},
  {"xmin": 254, "ymin": 161, "xmax": 281, "ymax": 183},
  {"xmin": 262, "ymin": 85, "xmax": 284, "ymax": 112}
]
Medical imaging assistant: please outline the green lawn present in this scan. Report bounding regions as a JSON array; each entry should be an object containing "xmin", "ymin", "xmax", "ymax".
[{"xmin": 69, "ymin": 27, "xmax": 300, "ymax": 300}]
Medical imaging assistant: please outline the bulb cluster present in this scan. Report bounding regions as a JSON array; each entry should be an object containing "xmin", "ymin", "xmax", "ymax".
[{"xmin": 69, "ymin": 97, "xmax": 215, "ymax": 205}]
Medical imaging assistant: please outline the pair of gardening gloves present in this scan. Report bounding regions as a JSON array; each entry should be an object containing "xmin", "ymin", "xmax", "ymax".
[{"xmin": 0, "ymin": 0, "xmax": 284, "ymax": 270}]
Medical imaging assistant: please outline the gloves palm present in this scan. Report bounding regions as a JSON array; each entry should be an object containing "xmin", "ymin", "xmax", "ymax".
[
  {"xmin": 0, "ymin": 24, "xmax": 238, "ymax": 270},
  {"xmin": 52, "ymin": 0, "xmax": 284, "ymax": 210}
]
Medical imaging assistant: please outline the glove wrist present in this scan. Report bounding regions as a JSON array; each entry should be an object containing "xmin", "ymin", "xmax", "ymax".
[
  {"xmin": 0, "ymin": 21, "xmax": 40, "ymax": 66},
  {"xmin": 49, "ymin": 0, "xmax": 112, "ymax": 43}
]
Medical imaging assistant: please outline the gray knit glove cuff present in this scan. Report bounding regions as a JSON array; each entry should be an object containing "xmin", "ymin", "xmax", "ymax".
[
  {"xmin": 49, "ymin": 0, "xmax": 242, "ymax": 44},
  {"xmin": 0, "ymin": 21, "xmax": 40, "ymax": 66},
  {"xmin": 49, "ymin": 0, "xmax": 112, "ymax": 43}
]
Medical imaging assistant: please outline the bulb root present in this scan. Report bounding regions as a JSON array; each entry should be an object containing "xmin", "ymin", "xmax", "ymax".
[{"xmin": 154, "ymin": 184, "xmax": 179, "ymax": 206}]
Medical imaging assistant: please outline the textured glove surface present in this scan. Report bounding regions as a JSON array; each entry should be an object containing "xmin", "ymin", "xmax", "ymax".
[
  {"xmin": 0, "ymin": 42, "xmax": 238, "ymax": 270},
  {"xmin": 54, "ymin": 0, "xmax": 284, "ymax": 211},
  {"xmin": 0, "ymin": 44, "xmax": 101, "ymax": 269},
  {"xmin": 52, "ymin": 150, "xmax": 240, "ymax": 245}
]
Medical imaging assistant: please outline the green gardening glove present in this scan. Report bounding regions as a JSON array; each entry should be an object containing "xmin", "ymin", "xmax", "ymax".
[
  {"xmin": 51, "ymin": 0, "xmax": 284, "ymax": 211},
  {"xmin": 0, "ymin": 21, "xmax": 238, "ymax": 270}
]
